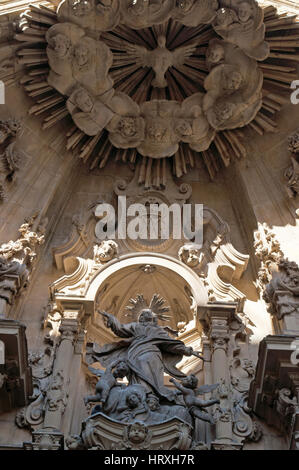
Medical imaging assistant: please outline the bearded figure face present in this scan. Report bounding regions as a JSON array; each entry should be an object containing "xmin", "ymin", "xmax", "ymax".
[{"xmin": 138, "ymin": 309, "xmax": 157, "ymax": 325}]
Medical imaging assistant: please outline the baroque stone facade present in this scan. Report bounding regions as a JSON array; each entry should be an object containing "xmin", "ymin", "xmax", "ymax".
[{"xmin": 0, "ymin": 0, "xmax": 298, "ymax": 452}]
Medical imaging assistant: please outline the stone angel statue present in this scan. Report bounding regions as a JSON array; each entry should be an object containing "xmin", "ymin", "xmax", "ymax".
[
  {"xmin": 123, "ymin": 36, "xmax": 198, "ymax": 88},
  {"xmin": 84, "ymin": 360, "xmax": 129, "ymax": 407},
  {"xmin": 170, "ymin": 375, "xmax": 220, "ymax": 424}
]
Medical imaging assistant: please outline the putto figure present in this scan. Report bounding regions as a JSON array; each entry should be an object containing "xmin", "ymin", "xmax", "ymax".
[
  {"xmin": 213, "ymin": 0, "xmax": 269, "ymax": 60},
  {"xmin": 84, "ymin": 360, "xmax": 129, "ymax": 407},
  {"xmin": 170, "ymin": 375, "xmax": 220, "ymax": 424}
]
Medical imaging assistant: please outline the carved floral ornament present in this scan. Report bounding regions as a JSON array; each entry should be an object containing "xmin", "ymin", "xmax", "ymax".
[{"xmin": 14, "ymin": 1, "xmax": 299, "ymax": 182}]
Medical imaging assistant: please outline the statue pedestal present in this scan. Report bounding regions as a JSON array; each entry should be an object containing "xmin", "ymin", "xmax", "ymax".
[{"xmin": 68, "ymin": 413, "xmax": 193, "ymax": 450}]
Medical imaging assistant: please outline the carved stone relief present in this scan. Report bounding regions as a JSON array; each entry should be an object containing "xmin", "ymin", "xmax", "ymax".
[
  {"xmin": 213, "ymin": 0, "xmax": 269, "ymax": 60},
  {"xmin": 16, "ymin": 302, "xmax": 61, "ymax": 430},
  {"xmin": 15, "ymin": 0, "xmax": 276, "ymax": 182},
  {"xmin": 0, "ymin": 214, "xmax": 46, "ymax": 317},
  {"xmin": 66, "ymin": 295, "xmax": 219, "ymax": 449},
  {"xmin": 0, "ymin": 118, "xmax": 23, "ymax": 202},
  {"xmin": 253, "ymin": 222, "xmax": 283, "ymax": 293},
  {"xmin": 285, "ymin": 130, "xmax": 299, "ymax": 199},
  {"xmin": 263, "ymin": 258, "xmax": 299, "ymax": 334},
  {"xmin": 93, "ymin": 240, "xmax": 118, "ymax": 264}
]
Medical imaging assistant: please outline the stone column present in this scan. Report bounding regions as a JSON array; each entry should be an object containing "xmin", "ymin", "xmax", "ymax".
[
  {"xmin": 200, "ymin": 303, "xmax": 243, "ymax": 450},
  {"xmin": 209, "ymin": 309, "xmax": 231, "ymax": 444}
]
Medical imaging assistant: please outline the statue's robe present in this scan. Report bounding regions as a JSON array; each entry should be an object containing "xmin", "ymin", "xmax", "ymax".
[{"xmin": 87, "ymin": 317, "xmax": 187, "ymax": 402}]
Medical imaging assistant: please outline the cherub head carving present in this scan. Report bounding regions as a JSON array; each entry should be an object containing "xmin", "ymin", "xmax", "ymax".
[
  {"xmin": 127, "ymin": 422, "xmax": 148, "ymax": 444},
  {"xmin": 118, "ymin": 117, "xmax": 138, "ymax": 138},
  {"xmin": 175, "ymin": 119, "xmax": 193, "ymax": 138},
  {"xmin": 93, "ymin": 240, "xmax": 118, "ymax": 264},
  {"xmin": 74, "ymin": 88, "xmax": 94, "ymax": 113},
  {"xmin": 223, "ymin": 69, "xmax": 243, "ymax": 92},
  {"xmin": 178, "ymin": 244, "xmax": 204, "ymax": 268},
  {"xmin": 74, "ymin": 43, "xmax": 90, "ymax": 69},
  {"xmin": 206, "ymin": 42, "xmax": 225, "ymax": 68},
  {"xmin": 212, "ymin": 101, "xmax": 235, "ymax": 126},
  {"xmin": 49, "ymin": 33, "xmax": 72, "ymax": 59}
]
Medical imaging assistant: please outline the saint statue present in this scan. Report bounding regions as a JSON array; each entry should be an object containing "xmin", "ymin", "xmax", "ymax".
[{"xmin": 86, "ymin": 294, "xmax": 204, "ymax": 403}]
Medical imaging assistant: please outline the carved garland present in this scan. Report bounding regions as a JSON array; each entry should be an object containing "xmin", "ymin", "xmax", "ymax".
[{"xmin": 5, "ymin": 0, "xmax": 299, "ymax": 184}]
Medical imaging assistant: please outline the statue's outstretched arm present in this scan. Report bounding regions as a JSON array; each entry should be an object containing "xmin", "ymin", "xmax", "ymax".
[
  {"xmin": 97, "ymin": 310, "xmax": 134, "ymax": 338},
  {"xmin": 169, "ymin": 378, "xmax": 188, "ymax": 395},
  {"xmin": 194, "ymin": 397, "xmax": 220, "ymax": 408}
]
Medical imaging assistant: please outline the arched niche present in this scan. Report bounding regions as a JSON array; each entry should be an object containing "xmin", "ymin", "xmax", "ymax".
[
  {"xmin": 85, "ymin": 253, "xmax": 208, "ymax": 319},
  {"xmin": 52, "ymin": 252, "xmax": 209, "ymax": 347}
]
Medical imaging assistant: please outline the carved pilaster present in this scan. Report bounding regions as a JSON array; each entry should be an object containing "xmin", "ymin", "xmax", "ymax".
[
  {"xmin": 42, "ymin": 306, "xmax": 85, "ymax": 432},
  {"xmin": 199, "ymin": 302, "xmax": 259, "ymax": 449},
  {"xmin": 199, "ymin": 303, "xmax": 236, "ymax": 445}
]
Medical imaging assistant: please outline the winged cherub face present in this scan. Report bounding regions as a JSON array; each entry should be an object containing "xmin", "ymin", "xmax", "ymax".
[
  {"xmin": 175, "ymin": 119, "xmax": 193, "ymax": 138},
  {"xmin": 118, "ymin": 117, "xmax": 138, "ymax": 137},
  {"xmin": 75, "ymin": 90, "xmax": 93, "ymax": 112},
  {"xmin": 52, "ymin": 34, "xmax": 71, "ymax": 58},
  {"xmin": 214, "ymin": 101, "xmax": 235, "ymax": 123},
  {"xmin": 208, "ymin": 44, "xmax": 225, "ymax": 65},
  {"xmin": 75, "ymin": 44, "xmax": 90, "ymax": 67},
  {"xmin": 128, "ymin": 423, "xmax": 147, "ymax": 444},
  {"xmin": 224, "ymin": 70, "xmax": 243, "ymax": 91}
]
